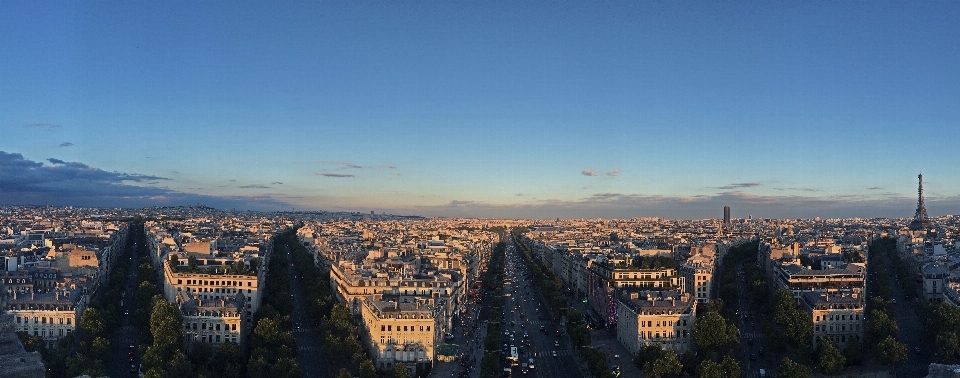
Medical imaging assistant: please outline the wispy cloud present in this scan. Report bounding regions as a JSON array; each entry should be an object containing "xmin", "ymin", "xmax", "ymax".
[
  {"xmin": 318, "ymin": 172, "xmax": 355, "ymax": 178},
  {"xmin": 24, "ymin": 123, "xmax": 61, "ymax": 129},
  {"xmin": 59, "ymin": 142, "xmax": 73, "ymax": 148},
  {"xmin": 583, "ymin": 168, "xmax": 620, "ymax": 177},
  {"xmin": 717, "ymin": 182, "xmax": 760, "ymax": 190},
  {"xmin": 238, "ymin": 185, "xmax": 270, "ymax": 189},
  {"xmin": 867, "ymin": 187, "xmax": 883, "ymax": 190},
  {"xmin": 271, "ymin": 182, "xmax": 283, "ymax": 185}
]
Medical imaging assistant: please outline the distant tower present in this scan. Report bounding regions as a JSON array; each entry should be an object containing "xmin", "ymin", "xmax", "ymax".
[
  {"xmin": 723, "ymin": 206, "xmax": 731, "ymax": 224},
  {"xmin": 909, "ymin": 173, "xmax": 932, "ymax": 231}
]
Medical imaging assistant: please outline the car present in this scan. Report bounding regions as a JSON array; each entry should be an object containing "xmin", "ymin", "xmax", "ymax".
[
  {"xmin": 130, "ymin": 364, "xmax": 138, "ymax": 373},
  {"xmin": 552, "ymin": 351, "xmax": 558, "ymax": 357},
  {"xmin": 554, "ymin": 341, "xmax": 560, "ymax": 348},
  {"xmin": 123, "ymin": 309, "xmax": 130, "ymax": 316},
  {"xmin": 749, "ymin": 354, "xmax": 757, "ymax": 361}
]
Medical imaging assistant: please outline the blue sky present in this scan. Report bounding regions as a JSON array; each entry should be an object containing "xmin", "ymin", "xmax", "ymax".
[{"xmin": 2, "ymin": 1, "xmax": 960, "ymax": 219}]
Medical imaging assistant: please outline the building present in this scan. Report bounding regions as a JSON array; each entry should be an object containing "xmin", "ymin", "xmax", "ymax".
[
  {"xmin": 680, "ymin": 253, "xmax": 714, "ymax": 303},
  {"xmin": 616, "ymin": 290, "xmax": 696, "ymax": 355},
  {"xmin": 8, "ymin": 285, "xmax": 87, "ymax": 349},
  {"xmin": 176, "ymin": 291, "xmax": 244, "ymax": 346},
  {"xmin": 799, "ymin": 291, "xmax": 863, "ymax": 348},
  {"xmin": 162, "ymin": 260, "xmax": 261, "ymax": 338},
  {"xmin": 359, "ymin": 295, "xmax": 439, "ymax": 372},
  {"xmin": 723, "ymin": 206, "xmax": 731, "ymax": 224}
]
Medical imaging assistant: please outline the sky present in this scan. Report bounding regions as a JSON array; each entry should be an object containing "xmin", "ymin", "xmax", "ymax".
[{"xmin": 2, "ymin": 1, "xmax": 960, "ymax": 219}]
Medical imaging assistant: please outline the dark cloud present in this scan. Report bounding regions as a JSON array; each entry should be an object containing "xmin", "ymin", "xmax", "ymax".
[
  {"xmin": 238, "ymin": 185, "xmax": 270, "ymax": 189},
  {"xmin": 24, "ymin": 123, "xmax": 61, "ymax": 129},
  {"xmin": 716, "ymin": 182, "xmax": 761, "ymax": 190},
  {"xmin": 581, "ymin": 170, "xmax": 597, "ymax": 176},
  {"xmin": 0, "ymin": 151, "xmax": 288, "ymax": 210},
  {"xmin": 59, "ymin": 142, "xmax": 73, "ymax": 148},
  {"xmin": 318, "ymin": 172, "xmax": 355, "ymax": 178}
]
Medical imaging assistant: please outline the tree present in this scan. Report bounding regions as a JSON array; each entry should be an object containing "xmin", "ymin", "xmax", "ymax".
[
  {"xmin": 645, "ymin": 350, "xmax": 682, "ymax": 378},
  {"xmin": 169, "ymin": 255, "xmax": 180, "ymax": 272},
  {"xmin": 776, "ymin": 357, "xmax": 812, "ymax": 378},
  {"xmin": 867, "ymin": 309, "xmax": 898, "ymax": 344},
  {"xmin": 876, "ymin": 336, "xmax": 908, "ymax": 366},
  {"xmin": 359, "ymin": 360, "xmax": 378, "ymax": 378},
  {"xmin": 79, "ymin": 307, "xmax": 104, "ymax": 341},
  {"xmin": 844, "ymin": 336, "xmax": 863, "ymax": 366},
  {"xmin": 188, "ymin": 254, "xmax": 198, "ymax": 272},
  {"xmin": 633, "ymin": 344, "xmax": 664, "ymax": 369},
  {"xmin": 150, "ymin": 295, "xmax": 183, "ymax": 357},
  {"xmin": 393, "ymin": 363, "xmax": 411, "ymax": 378},
  {"xmin": 693, "ymin": 311, "xmax": 738, "ymax": 353},
  {"xmin": 720, "ymin": 355, "xmax": 741, "ymax": 377},
  {"xmin": 698, "ymin": 360, "xmax": 724, "ymax": 378},
  {"xmin": 337, "ymin": 368, "xmax": 353, "ymax": 378},
  {"xmin": 816, "ymin": 337, "xmax": 846, "ymax": 374}
]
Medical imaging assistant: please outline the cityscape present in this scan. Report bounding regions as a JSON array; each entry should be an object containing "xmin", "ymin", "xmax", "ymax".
[{"xmin": 3, "ymin": 2, "xmax": 960, "ymax": 378}]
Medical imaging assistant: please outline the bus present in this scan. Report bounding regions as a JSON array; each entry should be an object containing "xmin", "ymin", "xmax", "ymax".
[{"xmin": 508, "ymin": 347, "xmax": 519, "ymax": 366}]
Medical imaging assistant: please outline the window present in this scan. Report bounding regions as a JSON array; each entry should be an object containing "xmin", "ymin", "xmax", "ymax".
[
  {"xmin": 216, "ymin": 324, "xmax": 221, "ymax": 331},
  {"xmin": 232, "ymin": 324, "xmax": 236, "ymax": 331},
  {"xmin": 382, "ymin": 325, "xmax": 386, "ymax": 331},
  {"xmin": 388, "ymin": 325, "xmax": 392, "ymax": 331},
  {"xmin": 66, "ymin": 318, "xmax": 71, "ymax": 325},
  {"xmin": 426, "ymin": 326, "xmax": 430, "ymax": 331}
]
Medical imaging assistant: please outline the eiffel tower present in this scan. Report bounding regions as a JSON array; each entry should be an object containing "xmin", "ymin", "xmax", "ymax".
[{"xmin": 909, "ymin": 173, "xmax": 932, "ymax": 231}]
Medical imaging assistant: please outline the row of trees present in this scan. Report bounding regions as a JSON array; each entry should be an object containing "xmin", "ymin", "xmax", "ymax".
[
  {"xmin": 866, "ymin": 238, "xmax": 909, "ymax": 367},
  {"xmin": 479, "ymin": 242, "xmax": 507, "ymax": 378},
  {"xmin": 279, "ymin": 230, "xmax": 386, "ymax": 378},
  {"xmin": 19, "ymin": 223, "xmax": 146, "ymax": 377},
  {"xmin": 248, "ymin": 233, "xmax": 302, "ymax": 378}
]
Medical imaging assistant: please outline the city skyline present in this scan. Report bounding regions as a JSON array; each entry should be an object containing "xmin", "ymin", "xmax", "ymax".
[{"xmin": 3, "ymin": 2, "xmax": 960, "ymax": 219}]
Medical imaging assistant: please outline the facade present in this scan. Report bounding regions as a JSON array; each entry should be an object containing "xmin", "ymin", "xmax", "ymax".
[
  {"xmin": 773, "ymin": 263, "xmax": 865, "ymax": 301},
  {"xmin": 359, "ymin": 295, "xmax": 439, "ymax": 371},
  {"xmin": 680, "ymin": 254, "xmax": 714, "ymax": 303},
  {"xmin": 799, "ymin": 291, "xmax": 863, "ymax": 348},
  {"xmin": 162, "ymin": 261, "xmax": 261, "ymax": 337},
  {"xmin": 616, "ymin": 290, "xmax": 696, "ymax": 355},
  {"xmin": 176, "ymin": 291, "xmax": 244, "ymax": 346},
  {"xmin": 8, "ymin": 287, "xmax": 86, "ymax": 349}
]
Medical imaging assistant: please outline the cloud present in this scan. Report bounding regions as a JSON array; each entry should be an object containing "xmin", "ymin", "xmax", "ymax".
[
  {"xmin": 0, "ymin": 151, "xmax": 289, "ymax": 210},
  {"xmin": 867, "ymin": 187, "xmax": 883, "ymax": 190},
  {"xmin": 318, "ymin": 172, "xmax": 355, "ymax": 178},
  {"xmin": 238, "ymin": 185, "xmax": 270, "ymax": 189},
  {"xmin": 271, "ymin": 182, "xmax": 283, "ymax": 185},
  {"xmin": 406, "ymin": 189, "xmax": 946, "ymax": 220},
  {"xmin": 583, "ymin": 168, "xmax": 620, "ymax": 177},
  {"xmin": 24, "ymin": 123, "xmax": 61, "ymax": 129},
  {"xmin": 716, "ymin": 182, "xmax": 761, "ymax": 190},
  {"xmin": 516, "ymin": 193, "xmax": 524, "ymax": 196},
  {"xmin": 59, "ymin": 142, "xmax": 73, "ymax": 148},
  {"xmin": 381, "ymin": 164, "xmax": 397, "ymax": 169}
]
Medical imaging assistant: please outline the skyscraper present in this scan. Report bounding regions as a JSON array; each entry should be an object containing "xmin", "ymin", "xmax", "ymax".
[{"xmin": 723, "ymin": 206, "xmax": 731, "ymax": 224}]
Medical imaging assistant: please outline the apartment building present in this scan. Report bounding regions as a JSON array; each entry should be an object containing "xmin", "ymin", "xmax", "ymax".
[
  {"xmin": 680, "ymin": 253, "xmax": 714, "ymax": 303},
  {"xmin": 359, "ymin": 295, "xmax": 439, "ymax": 372},
  {"xmin": 616, "ymin": 290, "xmax": 696, "ymax": 355},
  {"xmin": 8, "ymin": 286, "xmax": 87, "ymax": 349},
  {"xmin": 773, "ymin": 263, "xmax": 865, "ymax": 301},
  {"xmin": 176, "ymin": 291, "xmax": 244, "ymax": 346},
  {"xmin": 799, "ymin": 291, "xmax": 863, "ymax": 348},
  {"xmin": 162, "ymin": 260, "xmax": 261, "ymax": 338},
  {"xmin": 330, "ymin": 259, "xmax": 459, "ymax": 332}
]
